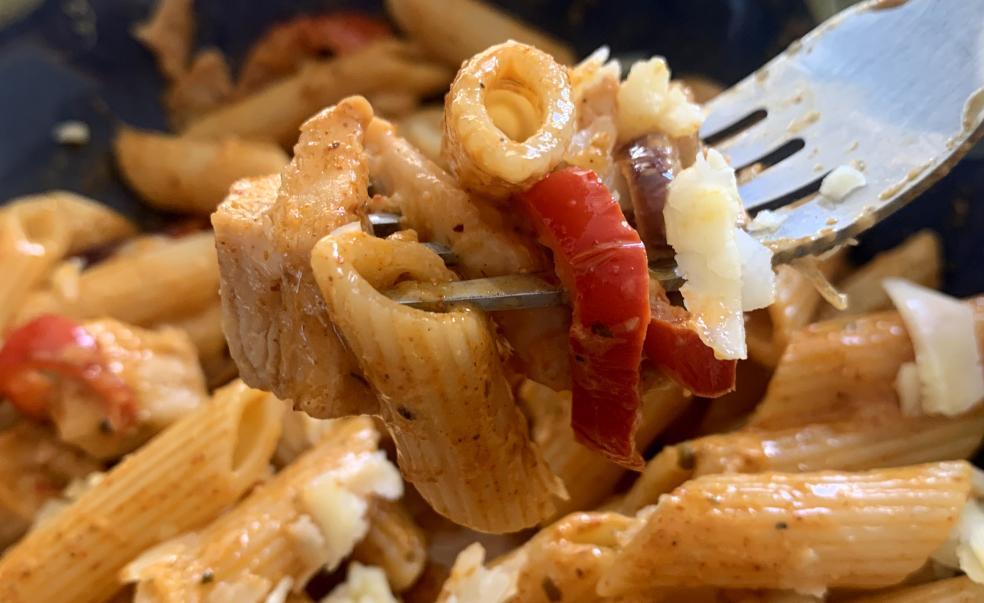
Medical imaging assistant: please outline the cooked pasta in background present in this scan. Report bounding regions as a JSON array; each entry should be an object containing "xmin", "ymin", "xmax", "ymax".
[{"xmin": 0, "ymin": 0, "xmax": 982, "ymax": 601}]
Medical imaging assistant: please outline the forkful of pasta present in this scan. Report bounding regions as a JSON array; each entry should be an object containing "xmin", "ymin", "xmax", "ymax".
[{"xmin": 375, "ymin": 0, "xmax": 984, "ymax": 313}]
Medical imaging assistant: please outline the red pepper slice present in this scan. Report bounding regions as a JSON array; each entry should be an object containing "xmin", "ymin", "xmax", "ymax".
[
  {"xmin": 645, "ymin": 284, "xmax": 737, "ymax": 397},
  {"xmin": 0, "ymin": 315, "xmax": 137, "ymax": 431},
  {"xmin": 517, "ymin": 168, "xmax": 650, "ymax": 469}
]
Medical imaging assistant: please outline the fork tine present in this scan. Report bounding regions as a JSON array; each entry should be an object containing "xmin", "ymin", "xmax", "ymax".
[
  {"xmin": 368, "ymin": 212, "xmax": 401, "ymax": 237},
  {"xmin": 700, "ymin": 83, "xmax": 768, "ymax": 142},
  {"xmin": 738, "ymin": 153, "xmax": 826, "ymax": 212}
]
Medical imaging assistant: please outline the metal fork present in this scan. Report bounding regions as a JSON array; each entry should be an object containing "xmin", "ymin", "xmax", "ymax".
[{"xmin": 379, "ymin": 0, "xmax": 984, "ymax": 312}]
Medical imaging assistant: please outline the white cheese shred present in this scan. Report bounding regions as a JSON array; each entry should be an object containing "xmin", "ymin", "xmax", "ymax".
[
  {"xmin": 884, "ymin": 277, "xmax": 984, "ymax": 416},
  {"xmin": 819, "ymin": 165, "xmax": 866, "ymax": 201},
  {"xmin": 664, "ymin": 148, "xmax": 776, "ymax": 360}
]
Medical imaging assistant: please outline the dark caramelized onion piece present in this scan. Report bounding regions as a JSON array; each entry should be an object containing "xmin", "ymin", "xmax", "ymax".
[{"xmin": 617, "ymin": 134, "xmax": 682, "ymax": 258}]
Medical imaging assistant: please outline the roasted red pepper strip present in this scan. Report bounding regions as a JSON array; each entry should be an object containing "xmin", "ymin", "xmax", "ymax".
[
  {"xmin": 0, "ymin": 315, "xmax": 137, "ymax": 431},
  {"xmin": 644, "ymin": 283, "xmax": 737, "ymax": 397},
  {"xmin": 517, "ymin": 168, "xmax": 650, "ymax": 469}
]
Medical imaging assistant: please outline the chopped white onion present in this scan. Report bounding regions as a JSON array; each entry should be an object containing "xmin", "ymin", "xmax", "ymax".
[{"xmin": 884, "ymin": 278, "xmax": 984, "ymax": 416}]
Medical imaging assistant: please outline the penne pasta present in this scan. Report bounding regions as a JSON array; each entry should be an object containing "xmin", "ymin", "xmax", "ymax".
[
  {"xmin": 768, "ymin": 251, "xmax": 849, "ymax": 353},
  {"xmin": 311, "ymin": 230, "xmax": 563, "ymax": 533},
  {"xmin": 364, "ymin": 117, "xmax": 570, "ymax": 389},
  {"xmin": 124, "ymin": 416, "xmax": 401, "ymax": 603},
  {"xmin": 163, "ymin": 48, "xmax": 233, "ymax": 128},
  {"xmin": 396, "ymin": 105, "xmax": 445, "ymax": 166},
  {"xmin": 600, "ymin": 462, "xmax": 973, "ymax": 595},
  {"xmin": 618, "ymin": 444, "xmax": 696, "ymax": 515},
  {"xmin": 114, "ymin": 127, "xmax": 288, "ymax": 215},
  {"xmin": 0, "ymin": 422, "xmax": 99, "ymax": 548},
  {"xmin": 750, "ymin": 299, "xmax": 983, "ymax": 430},
  {"xmin": 352, "ymin": 499, "xmax": 428, "ymax": 592},
  {"xmin": 212, "ymin": 98, "xmax": 377, "ymax": 419},
  {"xmin": 159, "ymin": 300, "xmax": 236, "ymax": 388},
  {"xmin": 818, "ymin": 230, "xmax": 942, "ymax": 320},
  {"xmin": 0, "ymin": 192, "xmax": 135, "ymax": 329},
  {"xmin": 621, "ymin": 408, "xmax": 984, "ymax": 514},
  {"xmin": 520, "ymin": 373, "xmax": 690, "ymax": 519},
  {"xmin": 184, "ymin": 41, "xmax": 451, "ymax": 146},
  {"xmin": 3, "ymin": 191, "xmax": 137, "ymax": 256},
  {"xmin": 133, "ymin": 0, "xmax": 193, "ymax": 81},
  {"xmin": 846, "ymin": 576, "xmax": 984, "ymax": 602},
  {"xmin": 0, "ymin": 380, "xmax": 283, "ymax": 603},
  {"xmin": 443, "ymin": 41, "xmax": 576, "ymax": 200},
  {"xmin": 385, "ymin": 0, "xmax": 574, "ymax": 67},
  {"xmin": 16, "ymin": 231, "xmax": 220, "ymax": 327},
  {"xmin": 749, "ymin": 311, "xmax": 911, "ymax": 429}
]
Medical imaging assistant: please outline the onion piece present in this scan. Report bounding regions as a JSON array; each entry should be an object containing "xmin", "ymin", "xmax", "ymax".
[{"xmin": 617, "ymin": 133, "xmax": 682, "ymax": 257}]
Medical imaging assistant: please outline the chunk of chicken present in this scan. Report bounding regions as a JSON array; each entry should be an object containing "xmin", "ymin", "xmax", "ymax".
[{"xmin": 212, "ymin": 97, "xmax": 378, "ymax": 418}]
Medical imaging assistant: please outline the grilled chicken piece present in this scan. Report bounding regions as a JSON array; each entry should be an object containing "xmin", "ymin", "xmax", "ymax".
[{"xmin": 212, "ymin": 97, "xmax": 378, "ymax": 418}]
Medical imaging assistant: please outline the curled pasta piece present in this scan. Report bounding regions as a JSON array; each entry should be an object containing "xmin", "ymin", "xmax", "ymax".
[
  {"xmin": 601, "ymin": 462, "xmax": 972, "ymax": 596},
  {"xmin": 442, "ymin": 41, "xmax": 575, "ymax": 199},
  {"xmin": 366, "ymin": 118, "xmax": 571, "ymax": 389},
  {"xmin": 311, "ymin": 230, "xmax": 563, "ymax": 533}
]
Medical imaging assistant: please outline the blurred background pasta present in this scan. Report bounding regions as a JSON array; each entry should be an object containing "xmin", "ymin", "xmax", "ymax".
[{"xmin": 0, "ymin": 1, "xmax": 981, "ymax": 602}]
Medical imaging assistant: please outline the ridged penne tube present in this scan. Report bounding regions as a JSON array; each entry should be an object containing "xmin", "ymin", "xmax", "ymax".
[
  {"xmin": 618, "ymin": 445, "xmax": 696, "ymax": 514},
  {"xmin": 436, "ymin": 512, "xmax": 637, "ymax": 603},
  {"xmin": 15, "ymin": 232, "xmax": 219, "ymax": 327},
  {"xmin": 126, "ymin": 417, "xmax": 400, "ymax": 603},
  {"xmin": 0, "ymin": 422, "xmax": 100, "ymax": 548},
  {"xmin": 0, "ymin": 191, "xmax": 133, "ymax": 329},
  {"xmin": 697, "ymin": 411, "xmax": 984, "ymax": 476},
  {"xmin": 160, "ymin": 300, "xmax": 235, "ymax": 388},
  {"xmin": 114, "ymin": 127, "xmax": 288, "ymax": 215},
  {"xmin": 749, "ymin": 311, "xmax": 912, "ymax": 430},
  {"xmin": 365, "ymin": 117, "xmax": 570, "ymax": 389},
  {"xmin": 184, "ymin": 41, "xmax": 451, "ymax": 146},
  {"xmin": 513, "ymin": 512, "xmax": 638, "ymax": 603},
  {"xmin": 600, "ymin": 462, "xmax": 973, "ymax": 595},
  {"xmin": 0, "ymin": 208, "xmax": 68, "ymax": 329},
  {"xmin": 768, "ymin": 251, "xmax": 849, "ymax": 352},
  {"xmin": 397, "ymin": 106, "xmax": 444, "ymax": 166},
  {"xmin": 443, "ymin": 41, "xmax": 576, "ymax": 200},
  {"xmin": 352, "ymin": 499, "xmax": 428, "ymax": 592},
  {"xmin": 620, "ymin": 409, "xmax": 984, "ymax": 514},
  {"xmin": 3, "ymin": 191, "xmax": 136, "ymax": 256},
  {"xmin": 0, "ymin": 380, "xmax": 283, "ymax": 603},
  {"xmin": 213, "ymin": 97, "xmax": 378, "ymax": 419},
  {"xmin": 819, "ymin": 230, "xmax": 942, "ymax": 320},
  {"xmin": 311, "ymin": 230, "xmax": 562, "ymax": 533},
  {"xmin": 848, "ymin": 576, "xmax": 984, "ymax": 602},
  {"xmin": 385, "ymin": 0, "xmax": 574, "ymax": 67},
  {"xmin": 520, "ymin": 373, "xmax": 690, "ymax": 519}
]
